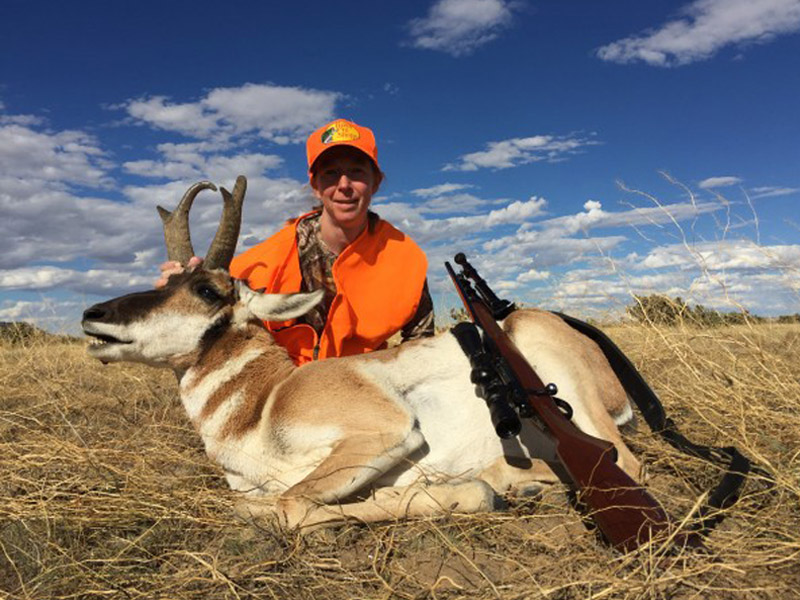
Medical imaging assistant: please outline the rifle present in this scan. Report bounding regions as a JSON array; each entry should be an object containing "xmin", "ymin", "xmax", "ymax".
[{"xmin": 446, "ymin": 253, "xmax": 704, "ymax": 552}]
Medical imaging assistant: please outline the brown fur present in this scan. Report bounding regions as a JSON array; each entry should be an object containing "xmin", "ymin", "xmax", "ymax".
[
  {"xmin": 197, "ymin": 331, "xmax": 291, "ymax": 428},
  {"xmin": 206, "ymin": 325, "xmax": 296, "ymax": 438},
  {"xmin": 502, "ymin": 309, "xmax": 630, "ymax": 419},
  {"xmin": 270, "ymin": 358, "xmax": 413, "ymax": 435}
]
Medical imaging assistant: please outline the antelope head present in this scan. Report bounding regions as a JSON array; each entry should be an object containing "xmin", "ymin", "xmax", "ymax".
[{"xmin": 81, "ymin": 176, "xmax": 322, "ymax": 368}]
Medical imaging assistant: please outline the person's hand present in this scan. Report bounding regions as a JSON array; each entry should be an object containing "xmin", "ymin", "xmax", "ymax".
[{"xmin": 155, "ymin": 256, "xmax": 203, "ymax": 288}]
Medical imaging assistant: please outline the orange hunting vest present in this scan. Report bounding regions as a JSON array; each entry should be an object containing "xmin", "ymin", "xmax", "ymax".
[{"xmin": 229, "ymin": 212, "xmax": 428, "ymax": 366}]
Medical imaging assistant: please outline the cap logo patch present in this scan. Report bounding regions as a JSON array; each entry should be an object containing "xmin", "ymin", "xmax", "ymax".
[{"xmin": 321, "ymin": 121, "xmax": 360, "ymax": 144}]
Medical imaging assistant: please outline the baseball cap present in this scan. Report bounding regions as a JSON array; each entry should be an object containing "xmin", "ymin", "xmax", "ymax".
[{"xmin": 306, "ymin": 119, "xmax": 380, "ymax": 174}]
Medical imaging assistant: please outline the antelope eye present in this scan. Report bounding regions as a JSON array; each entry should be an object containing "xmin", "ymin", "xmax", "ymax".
[{"xmin": 196, "ymin": 284, "xmax": 221, "ymax": 303}]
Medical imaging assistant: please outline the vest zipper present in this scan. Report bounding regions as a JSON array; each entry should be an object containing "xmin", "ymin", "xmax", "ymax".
[{"xmin": 312, "ymin": 344, "xmax": 320, "ymax": 360}]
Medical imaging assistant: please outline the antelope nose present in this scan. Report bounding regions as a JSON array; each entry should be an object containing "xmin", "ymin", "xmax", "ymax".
[{"xmin": 82, "ymin": 305, "xmax": 107, "ymax": 322}]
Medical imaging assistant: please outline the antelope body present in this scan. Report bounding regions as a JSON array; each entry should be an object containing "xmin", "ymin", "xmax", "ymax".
[{"xmin": 82, "ymin": 177, "xmax": 641, "ymax": 529}]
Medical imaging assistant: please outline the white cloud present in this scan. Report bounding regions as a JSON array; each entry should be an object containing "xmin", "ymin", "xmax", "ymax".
[
  {"xmin": 410, "ymin": 183, "xmax": 494, "ymax": 215},
  {"xmin": 0, "ymin": 298, "xmax": 40, "ymax": 321},
  {"xmin": 0, "ymin": 123, "xmax": 112, "ymax": 188},
  {"xmin": 494, "ymin": 279, "xmax": 522, "ymax": 291},
  {"xmin": 517, "ymin": 268, "xmax": 550, "ymax": 282},
  {"xmin": 458, "ymin": 187, "xmax": 800, "ymax": 317},
  {"xmin": 637, "ymin": 240, "xmax": 800, "ymax": 271},
  {"xmin": 537, "ymin": 198, "xmax": 722, "ymax": 237},
  {"xmin": 0, "ymin": 173, "xmax": 311, "ymax": 276},
  {"xmin": 374, "ymin": 195, "xmax": 547, "ymax": 246},
  {"xmin": 0, "ymin": 186, "xmax": 155, "ymax": 269},
  {"xmin": 412, "ymin": 182, "xmax": 475, "ymax": 197},
  {"xmin": 486, "ymin": 231, "xmax": 628, "ymax": 270},
  {"xmin": 0, "ymin": 114, "xmax": 47, "ymax": 126},
  {"xmin": 2, "ymin": 99, "xmax": 796, "ymax": 328},
  {"xmin": 596, "ymin": 0, "xmax": 800, "ymax": 67},
  {"xmin": 0, "ymin": 118, "xmax": 148, "ymax": 270},
  {"xmin": 491, "ymin": 182, "xmax": 800, "ymax": 317},
  {"xmin": 542, "ymin": 243, "xmax": 800, "ymax": 318},
  {"xmin": 444, "ymin": 134, "xmax": 599, "ymax": 171},
  {"xmin": 484, "ymin": 197, "xmax": 547, "ymax": 225},
  {"xmin": 750, "ymin": 186, "xmax": 799, "ymax": 199},
  {"xmin": 124, "ymin": 83, "xmax": 341, "ymax": 143},
  {"xmin": 0, "ymin": 299, "xmax": 87, "ymax": 332},
  {"xmin": 0, "ymin": 300, "xmax": 41, "ymax": 320},
  {"xmin": 407, "ymin": 0, "xmax": 515, "ymax": 57},
  {"xmin": 417, "ymin": 192, "xmax": 496, "ymax": 214},
  {"xmin": 548, "ymin": 269, "xmax": 691, "ymax": 311},
  {"xmin": 124, "ymin": 150, "xmax": 284, "ymax": 181},
  {"xmin": 0, "ymin": 266, "xmax": 153, "ymax": 295},
  {"xmin": 699, "ymin": 175, "xmax": 742, "ymax": 188},
  {"xmin": 0, "ymin": 112, "xmax": 314, "ymax": 274}
]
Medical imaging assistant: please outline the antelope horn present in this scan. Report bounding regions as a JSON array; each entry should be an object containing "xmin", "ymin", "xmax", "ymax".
[
  {"xmin": 205, "ymin": 175, "xmax": 247, "ymax": 270},
  {"xmin": 157, "ymin": 181, "xmax": 217, "ymax": 265}
]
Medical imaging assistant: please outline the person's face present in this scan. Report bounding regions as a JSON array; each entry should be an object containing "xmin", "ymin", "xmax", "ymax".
[{"xmin": 310, "ymin": 146, "xmax": 382, "ymax": 230}]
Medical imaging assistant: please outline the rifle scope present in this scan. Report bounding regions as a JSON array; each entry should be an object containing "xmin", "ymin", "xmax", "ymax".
[{"xmin": 451, "ymin": 322, "xmax": 521, "ymax": 439}]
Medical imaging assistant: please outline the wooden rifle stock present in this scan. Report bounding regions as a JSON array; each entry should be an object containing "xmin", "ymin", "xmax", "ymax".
[{"xmin": 447, "ymin": 258, "xmax": 703, "ymax": 552}]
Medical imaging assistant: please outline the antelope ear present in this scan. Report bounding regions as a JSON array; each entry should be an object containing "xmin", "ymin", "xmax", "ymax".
[{"xmin": 236, "ymin": 282, "xmax": 324, "ymax": 321}]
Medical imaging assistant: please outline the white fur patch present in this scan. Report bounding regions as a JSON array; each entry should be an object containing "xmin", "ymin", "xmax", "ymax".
[
  {"xmin": 614, "ymin": 399, "xmax": 635, "ymax": 427},
  {"xmin": 85, "ymin": 311, "xmax": 217, "ymax": 366},
  {"xmin": 181, "ymin": 347, "xmax": 263, "ymax": 422},
  {"xmin": 133, "ymin": 312, "xmax": 215, "ymax": 365},
  {"xmin": 201, "ymin": 389, "xmax": 245, "ymax": 439}
]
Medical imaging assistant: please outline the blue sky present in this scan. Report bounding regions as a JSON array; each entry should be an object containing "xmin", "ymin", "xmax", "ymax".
[{"xmin": 2, "ymin": 0, "xmax": 799, "ymax": 331}]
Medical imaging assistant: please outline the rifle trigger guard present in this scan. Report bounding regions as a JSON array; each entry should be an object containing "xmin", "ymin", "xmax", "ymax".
[{"xmin": 553, "ymin": 397, "xmax": 574, "ymax": 420}]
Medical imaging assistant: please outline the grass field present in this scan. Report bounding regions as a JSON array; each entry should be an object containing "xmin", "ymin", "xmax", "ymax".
[{"xmin": 1, "ymin": 322, "xmax": 798, "ymax": 599}]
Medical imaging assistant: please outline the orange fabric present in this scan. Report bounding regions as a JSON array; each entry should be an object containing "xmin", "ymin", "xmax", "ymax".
[
  {"xmin": 229, "ymin": 212, "xmax": 428, "ymax": 366},
  {"xmin": 306, "ymin": 119, "xmax": 380, "ymax": 174}
]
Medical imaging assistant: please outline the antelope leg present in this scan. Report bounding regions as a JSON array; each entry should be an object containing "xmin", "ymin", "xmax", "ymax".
[{"xmin": 238, "ymin": 480, "xmax": 498, "ymax": 530}]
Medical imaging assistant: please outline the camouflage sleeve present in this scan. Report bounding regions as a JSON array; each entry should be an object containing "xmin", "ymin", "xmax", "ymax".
[{"xmin": 401, "ymin": 280, "xmax": 436, "ymax": 342}]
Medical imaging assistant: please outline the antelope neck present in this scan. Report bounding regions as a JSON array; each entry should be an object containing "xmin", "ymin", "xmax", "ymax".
[{"xmin": 179, "ymin": 323, "xmax": 295, "ymax": 432}]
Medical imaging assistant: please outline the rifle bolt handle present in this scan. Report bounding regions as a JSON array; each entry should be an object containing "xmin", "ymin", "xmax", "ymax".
[{"xmin": 529, "ymin": 383, "xmax": 558, "ymax": 396}]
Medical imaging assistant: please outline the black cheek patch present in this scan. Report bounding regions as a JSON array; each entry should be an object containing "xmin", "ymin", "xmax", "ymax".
[{"xmin": 198, "ymin": 312, "xmax": 233, "ymax": 358}]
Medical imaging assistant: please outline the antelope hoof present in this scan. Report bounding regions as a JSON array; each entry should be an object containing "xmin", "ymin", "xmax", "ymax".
[
  {"xmin": 234, "ymin": 496, "xmax": 280, "ymax": 526},
  {"xmin": 443, "ymin": 480, "xmax": 504, "ymax": 513}
]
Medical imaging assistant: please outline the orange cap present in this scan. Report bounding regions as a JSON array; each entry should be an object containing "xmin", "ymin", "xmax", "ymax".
[{"xmin": 306, "ymin": 119, "xmax": 380, "ymax": 174}]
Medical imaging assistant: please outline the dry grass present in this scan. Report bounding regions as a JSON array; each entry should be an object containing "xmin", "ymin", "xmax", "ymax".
[{"xmin": 1, "ymin": 322, "xmax": 799, "ymax": 599}]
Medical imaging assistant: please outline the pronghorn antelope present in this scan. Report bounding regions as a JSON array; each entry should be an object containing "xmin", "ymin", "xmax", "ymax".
[{"xmin": 82, "ymin": 176, "xmax": 641, "ymax": 530}]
